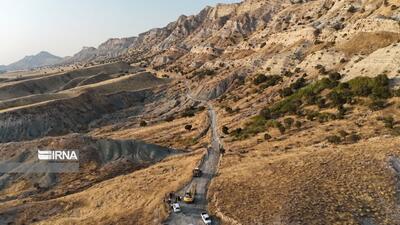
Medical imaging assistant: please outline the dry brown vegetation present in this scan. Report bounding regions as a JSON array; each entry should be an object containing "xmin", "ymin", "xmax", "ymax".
[
  {"xmin": 208, "ymin": 91, "xmax": 400, "ymax": 224},
  {"xmin": 337, "ymin": 32, "xmax": 400, "ymax": 56},
  {"xmin": 90, "ymin": 110, "xmax": 210, "ymax": 150},
  {"xmin": 210, "ymin": 137, "xmax": 400, "ymax": 225},
  {"xmin": 0, "ymin": 152, "xmax": 203, "ymax": 225}
]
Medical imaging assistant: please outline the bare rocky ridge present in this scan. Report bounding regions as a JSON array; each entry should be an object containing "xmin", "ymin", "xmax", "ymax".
[{"xmin": 63, "ymin": 37, "xmax": 137, "ymax": 64}]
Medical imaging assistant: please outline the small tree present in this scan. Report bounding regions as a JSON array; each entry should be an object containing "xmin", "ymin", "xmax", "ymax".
[
  {"xmin": 260, "ymin": 108, "xmax": 272, "ymax": 119},
  {"xmin": 140, "ymin": 121, "xmax": 147, "ymax": 127},
  {"xmin": 284, "ymin": 118, "xmax": 294, "ymax": 129},
  {"xmin": 280, "ymin": 87, "xmax": 293, "ymax": 97},
  {"xmin": 185, "ymin": 124, "xmax": 192, "ymax": 131},
  {"xmin": 327, "ymin": 135, "xmax": 341, "ymax": 144},
  {"xmin": 369, "ymin": 99, "xmax": 387, "ymax": 111},
  {"xmin": 379, "ymin": 116, "xmax": 395, "ymax": 129},
  {"xmin": 329, "ymin": 72, "xmax": 342, "ymax": 81},
  {"xmin": 328, "ymin": 91, "xmax": 346, "ymax": 106},
  {"xmin": 317, "ymin": 98, "xmax": 326, "ymax": 108},
  {"xmin": 253, "ymin": 74, "xmax": 268, "ymax": 85},
  {"xmin": 276, "ymin": 122, "xmax": 286, "ymax": 134},
  {"xmin": 345, "ymin": 133, "xmax": 361, "ymax": 143}
]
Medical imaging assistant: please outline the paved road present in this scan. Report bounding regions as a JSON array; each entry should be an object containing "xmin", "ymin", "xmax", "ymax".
[{"xmin": 164, "ymin": 83, "xmax": 221, "ymax": 225}]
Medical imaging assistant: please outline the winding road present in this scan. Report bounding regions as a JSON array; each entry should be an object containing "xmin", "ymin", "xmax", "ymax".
[{"xmin": 164, "ymin": 82, "xmax": 221, "ymax": 225}]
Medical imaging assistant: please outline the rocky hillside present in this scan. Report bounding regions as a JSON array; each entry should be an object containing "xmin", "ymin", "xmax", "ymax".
[
  {"xmin": 0, "ymin": 0, "xmax": 400, "ymax": 225},
  {"xmin": 63, "ymin": 37, "xmax": 137, "ymax": 64},
  {"xmin": 1, "ymin": 51, "xmax": 63, "ymax": 71},
  {"xmin": 69, "ymin": 0, "xmax": 399, "ymax": 94},
  {"xmin": 119, "ymin": 0, "xmax": 400, "ymax": 81}
]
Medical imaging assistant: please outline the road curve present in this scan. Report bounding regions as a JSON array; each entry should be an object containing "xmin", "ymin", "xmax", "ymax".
[{"xmin": 164, "ymin": 83, "xmax": 221, "ymax": 225}]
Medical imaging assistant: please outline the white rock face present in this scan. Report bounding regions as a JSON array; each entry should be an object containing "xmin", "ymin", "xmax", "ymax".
[
  {"xmin": 343, "ymin": 44, "xmax": 400, "ymax": 81},
  {"xmin": 57, "ymin": 0, "xmax": 400, "ymax": 92}
]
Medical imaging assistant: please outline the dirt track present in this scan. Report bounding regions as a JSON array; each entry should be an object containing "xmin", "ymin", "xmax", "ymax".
[{"xmin": 164, "ymin": 83, "xmax": 221, "ymax": 225}]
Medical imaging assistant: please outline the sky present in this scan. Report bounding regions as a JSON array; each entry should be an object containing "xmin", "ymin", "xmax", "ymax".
[{"xmin": 0, "ymin": 0, "xmax": 241, "ymax": 65}]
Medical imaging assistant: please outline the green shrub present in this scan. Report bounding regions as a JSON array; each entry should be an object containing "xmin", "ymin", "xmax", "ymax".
[
  {"xmin": 260, "ymin": 108, "xmax": 272, "ymax": 119},
  {"xmin": 369, "ymin": 99, "xmax": 387, "ymax": 111},
  {"xmin": 317, "ymin": 98, "xmax": 327, "ymax": 108},
  {"xmin": 231, "ymin": 116, "xmax": 269, "ymax": 139},
  {"xmin": 328, "ymin": 91, "xmax": 347, "ymax": 106},
  {"xmin": 260, "ymin": 75, "xmax": 282, "ymax": 89},
  {"xmin": 345, "ymin": 133, "xmax": 361, "ymax": 143},
  {"xmin": 283, "ymin": 70, "xmax": 294, "ymax": 77},
  {"xmin": 193, "ymin": 69, "xmax": 215, "ymax": 79},
  {"xmin": 378, "ymin": 116, "xmax": 395, "ymax": 129},
  {"xmin": 266, "ymin": 119, "xmax": 280, "ymax": 128},
  {"xmin": 321, "ymin": 77, "xmax": 339, "ymax": 89},
  {"xmin": 276, "ymin": 122, "xmax": 286, "ymax": 134},
  {"xmin": 231, "ymin": 127, "xmax": 243, "ymax": 137},
  {"xmin": 317, "ymin": 113, "xmax": 336, "ymax": 123},
  {"xmin": 280, "ymin": 87, "xmax": 293, "ymax": 97},
  {"xmin": 347, "ymin": 77, "xmax": 368, "ymax": 94},
  {"xmin": 393, "ymin": 89, "xmax": 400, "ymax": 97},
  {"xmin": 329, "ymin": 72, "xmax": 342, "ymax": 81},
  {"xmin": 264, "ymin": 133, "xmax": 272, "ymax": 140},
  {"xmin": 253, "ymin": 74, "xmax": 268, "ymax": 85},
  {"xmin": 260, "ymin": 78, "xmax": 338, "ymax": 120},
  {"xmin": 347, "ymin": 75, "xmax": 391, "ymax": 99},
  {"xmin": 284, "ymin": 117, "xmax": 294, "ymax": 129},
  {"xmin": 391, "ymin": 127, "xmax": 400, "ymax": 136},
  {"xmin": 253, "ymin": 74, "xmax": 282, "ymax": 88},
  {"xmin": 305, "ymin": 93, "xmax": 318, "ymax": 105},
  {"xmin": 291, "ymin": 77, "xmax": 307, "ymax": 90},
  {"xmin": 333, "ymin": 105, "xmax": 346, "ymax": 119},
  {"xmin": 327, "ymin": 135, "xmax": 342, "ymax": 144},
  {"xmin": 306, "ymin": 111, "xmax": 319, "ymax": 121}
]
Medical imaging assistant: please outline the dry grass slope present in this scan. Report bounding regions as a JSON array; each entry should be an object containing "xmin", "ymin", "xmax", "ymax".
[{"xmin": 0, "ymin": 152, "xmax": 203, "ymax": 225}]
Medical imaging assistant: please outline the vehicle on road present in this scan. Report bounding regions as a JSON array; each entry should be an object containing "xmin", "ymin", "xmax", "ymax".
[
  {"xmin": 193, "ymin": 167, "xmax": 202, "ymax": 177},
  {"xmin": 201, "ymin": 212, "xmax": 212, "ymax": 224},
  {"xmin": 183, "ymin": 183, "xmax": 196, "ymax": 203},
  {"xmin": 171, "ymin": 203, "xmax": 181, "ymax": 213}
]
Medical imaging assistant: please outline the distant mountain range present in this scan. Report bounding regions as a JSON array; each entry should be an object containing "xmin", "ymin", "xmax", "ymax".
[
  {"xmin": 1, "ymin": 36, "xmax": 138, "ymax": 72},
  {"xmin": 0, "ymin": 51, "xmax": 63, "ymax": 71}
]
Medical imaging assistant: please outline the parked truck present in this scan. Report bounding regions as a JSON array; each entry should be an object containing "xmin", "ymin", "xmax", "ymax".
[{"xmin": 193, "ymin": 167, "xmax": 202, "ymax": 177}]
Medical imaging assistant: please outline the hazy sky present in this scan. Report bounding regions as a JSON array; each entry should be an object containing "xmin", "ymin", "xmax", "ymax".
[{"xmin": 0, "ymin": 0, "xmax": 241, "ymax": 65}]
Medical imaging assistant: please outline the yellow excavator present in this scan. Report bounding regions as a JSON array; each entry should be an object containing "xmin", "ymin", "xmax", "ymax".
[{"xmin": 183, "ymin": 183, "xmax": 196, "ymax": 203}]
